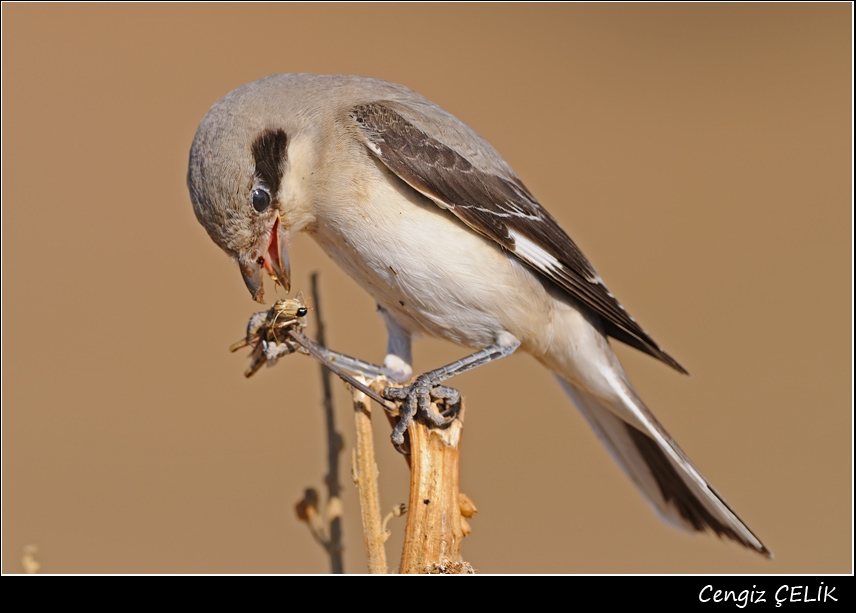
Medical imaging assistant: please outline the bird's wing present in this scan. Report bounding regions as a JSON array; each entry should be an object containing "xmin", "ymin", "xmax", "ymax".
[{"xmin": 350, "ymin": 102, "xmax": 686, "ymax": 374}]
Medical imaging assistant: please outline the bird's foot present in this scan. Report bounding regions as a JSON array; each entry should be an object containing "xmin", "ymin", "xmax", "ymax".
[{"xmin": 383, "ymin": 375, "xmax": 461, "ymax": 453}]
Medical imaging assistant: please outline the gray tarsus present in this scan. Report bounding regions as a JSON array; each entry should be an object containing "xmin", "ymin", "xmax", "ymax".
[{"xmin": 382, "ymin": 337, "xmax": 520, "ymax": 453}]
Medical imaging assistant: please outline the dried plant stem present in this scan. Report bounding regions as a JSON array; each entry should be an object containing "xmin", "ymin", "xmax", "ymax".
[
  {"xmin": 310, "ymin": 273, "xmax": 344, "ymax": 574},
  {"xmin": 399, "ymin": 401, "xmax": 467, "ymax": 574},
  {"xmin": 350, "ymin": 387, "xmax": 388, "ymax": 573},
  {"xmin": 293, "ymin": 274, "xmax": 470, "ymax": 573}
]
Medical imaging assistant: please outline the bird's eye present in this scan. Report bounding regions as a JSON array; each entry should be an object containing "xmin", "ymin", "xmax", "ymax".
[
  {"xmin": 251, "ymin": 188, "xmax": 271, "ymax": 213},
  {"xmin": 296, "ymin": 307, "xmax": 308, "ymax": 317}
]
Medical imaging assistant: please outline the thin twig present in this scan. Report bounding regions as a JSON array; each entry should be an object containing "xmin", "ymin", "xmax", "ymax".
[
  {"xmin": 311, "ymin": 273, "xmax": 344, "ymax": 574},
  {"xmin": 381, "ymin": 503, "xmax": 407, "ymax": 541}
]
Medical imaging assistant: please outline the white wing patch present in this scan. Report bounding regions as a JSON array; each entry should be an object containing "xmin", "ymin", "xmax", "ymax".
[
  {"xmin": 509, "ymin": 230, "xmax": 563, "ymax": 276},
  {"xmin": 511, "ymin": 229, "xmax": 604, "ymax": 285},
  {"xmin": 365, "ymin": 140, "xmax": 383, "ymax": 156}
]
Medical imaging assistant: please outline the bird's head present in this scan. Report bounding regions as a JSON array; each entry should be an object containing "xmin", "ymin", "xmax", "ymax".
[
  {"xmin": 187, "ymin": 81, "xmax": 301, "ymax": 303},
  {"xmin": 188, "ymin": 74, "xmax": 399, "ymax": 302}
]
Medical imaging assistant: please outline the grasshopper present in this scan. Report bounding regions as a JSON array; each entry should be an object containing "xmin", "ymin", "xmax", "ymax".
[
  {"xmin": 229, "ymin": 293, "xmax": 396, "ymax": 410},
  {"xmin": 229, "ymin": 294, "xmax": 310, "ymax": 378}
]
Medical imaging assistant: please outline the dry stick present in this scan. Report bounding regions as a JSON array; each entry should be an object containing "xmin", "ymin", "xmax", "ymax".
[
  {"xmin": 399, "ymin": 401, "xmax": 470, "ymax": 574},
  {"xmin": 350, "ymin": 387, "xmax": 388, "ymax": 573},
  {"xmin": 310, "ymin": 273, "xmax": 345, "ymax": 574},
  {"xmin": 305, "ymin": 278, "xmax": 470, "ymax": 572}
]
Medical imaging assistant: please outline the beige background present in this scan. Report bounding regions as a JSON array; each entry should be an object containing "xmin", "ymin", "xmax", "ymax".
[{"xmin": 2, "ymin": 4, "xmax": 851, "ymax": 574}]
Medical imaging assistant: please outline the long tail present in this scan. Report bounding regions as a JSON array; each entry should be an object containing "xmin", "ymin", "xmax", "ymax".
[{"xmin": 556, "ymin": 375, "xmax": 771, "ymax": 558}]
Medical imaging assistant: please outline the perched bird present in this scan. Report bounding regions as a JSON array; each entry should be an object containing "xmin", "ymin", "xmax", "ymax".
[{"xmin": 187, "ymin": 74, "xmax": 770, "ymax": 557}]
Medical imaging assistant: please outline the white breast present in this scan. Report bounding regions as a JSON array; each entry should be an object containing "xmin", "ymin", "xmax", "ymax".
[{"xmin": 309, "ymin": 162, "xmax": 550, "ymax": 350}]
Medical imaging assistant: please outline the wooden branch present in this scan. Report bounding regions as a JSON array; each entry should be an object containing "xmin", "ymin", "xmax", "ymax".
[
  {"xmin": 350, "ymin": 387, "xmax": 388, "ymax": 573},
  {"xmin": 399, "ymin": 400, "xmax": 472, "ymax": 574}
]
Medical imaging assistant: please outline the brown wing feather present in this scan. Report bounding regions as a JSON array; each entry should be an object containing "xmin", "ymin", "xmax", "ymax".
[{"xmin": 351, "ymin": 102, "xmax": 686, "ymax": 374}]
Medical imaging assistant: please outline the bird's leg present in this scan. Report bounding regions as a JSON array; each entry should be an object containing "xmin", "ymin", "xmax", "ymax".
[
  {"xmin": 383, "ymin": 332, "xmax": 521, "ymax": 451},
  {"xmin": 292, "ymin": 335, "xmax": 388, "ymax": 379},
  {"xmin": 292, "ymin": 305, "xmax": 412, "ymax": 404},
  {"xmin": 275, "ymin": 304, "xmax": 414, "ymax": 385},
  {"xmin": 377, "ymin": 306, "xmax": 413, "ymax": 384},
  {"xmin": 284, "ymin": 330, "xmax": 398, "ymax": 411}
]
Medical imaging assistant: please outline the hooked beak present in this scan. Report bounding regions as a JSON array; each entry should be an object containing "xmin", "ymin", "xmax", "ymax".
[{"xmin": 239, "ymin": 216, "xmax": 291, "ymax": 303}]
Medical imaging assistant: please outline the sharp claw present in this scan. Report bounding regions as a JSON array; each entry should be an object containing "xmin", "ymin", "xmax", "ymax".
[
  {"xmin": 383, "ymin": 386, "xmax": 409, "ymax": 401},
  {"xmin": 383, "ymin": 377, "xmax": 462, "ymax": 452}
]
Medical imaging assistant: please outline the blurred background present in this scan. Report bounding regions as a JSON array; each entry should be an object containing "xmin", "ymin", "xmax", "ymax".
[{"xmin": 2, "ymin": 4, "xmax": 851, "ymax": 573}]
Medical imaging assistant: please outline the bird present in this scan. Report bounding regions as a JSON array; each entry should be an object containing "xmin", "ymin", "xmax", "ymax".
[{"xmin": 187, "ymin": 73, "xmax": 770, "ymax": 557}]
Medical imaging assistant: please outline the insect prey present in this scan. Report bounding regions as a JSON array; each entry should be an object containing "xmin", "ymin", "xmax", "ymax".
[{"xmin": 229, "ymin": 293, "xmax": 311, "ymax": 378}]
